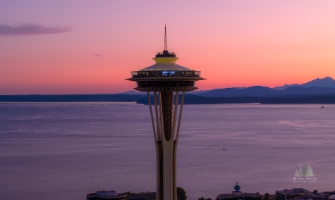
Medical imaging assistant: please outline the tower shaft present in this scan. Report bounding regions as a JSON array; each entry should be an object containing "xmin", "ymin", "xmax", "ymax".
[
  {"xmin": 161, "ymin": 92, "xmax": 173, "ymax": 141},
  {"xmin": 160, "ymin": 91, "xmax": 175, "ymax": 200},
  {"xmin": 147, "ymin": 91, "xmax": 185, "ymax": 200}
]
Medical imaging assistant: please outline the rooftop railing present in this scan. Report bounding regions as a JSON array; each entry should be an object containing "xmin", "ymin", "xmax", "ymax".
[
  {"xmin": 131, "ymin": 70, "xmax": 201, "ymax": 78},
  {"xmin": 155, "ymin": 50, "xmax": 176, "ymax": 57}
]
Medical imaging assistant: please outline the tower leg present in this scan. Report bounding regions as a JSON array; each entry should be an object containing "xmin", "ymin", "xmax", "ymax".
[{"xmin": 157, "ymin": 142, "xmax": 163, "ymax": 200}]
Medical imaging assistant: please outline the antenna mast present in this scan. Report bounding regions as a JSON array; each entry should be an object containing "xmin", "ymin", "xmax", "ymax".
[{"xmin": 164, "ymin": 24, "xmax": 167, "ymax": 51}]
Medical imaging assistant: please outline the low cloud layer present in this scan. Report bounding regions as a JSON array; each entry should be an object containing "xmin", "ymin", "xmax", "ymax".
[
  {"xmin": 0, "ymin": 24, "xmax": 72, "ymax": 36},
  {"xmin": 93, "ymin": 54, "xmax": 103, "ymax": 57}
]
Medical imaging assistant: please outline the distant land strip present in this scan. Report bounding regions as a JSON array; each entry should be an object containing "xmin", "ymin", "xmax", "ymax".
[
  {"xmin": 0, "ymin": 94, "xmax": 334, "ymax": 104},
  {"xmin": 0, "ymin": 94, "xmax": 145, "ymax": 103}
]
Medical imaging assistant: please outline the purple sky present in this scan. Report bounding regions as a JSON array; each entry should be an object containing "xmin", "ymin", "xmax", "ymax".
[{"xmin": 1, "ymin": 1, "xmax": 334, "ymax": 94}]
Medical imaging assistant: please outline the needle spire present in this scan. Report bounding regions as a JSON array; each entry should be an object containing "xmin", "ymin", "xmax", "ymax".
[{"xmin": 164, "ymin": 23, "xmax": 167, "ymax": 51}]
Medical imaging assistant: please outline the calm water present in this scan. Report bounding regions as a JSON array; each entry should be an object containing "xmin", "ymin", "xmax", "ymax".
[{"xmin": 0, "ymin": 103, "xmax": 334, "ymax": 200}]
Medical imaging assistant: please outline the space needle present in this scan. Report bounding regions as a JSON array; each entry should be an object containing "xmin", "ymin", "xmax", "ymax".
[{"xmin": 127, "ymin": 25, "xmax": 205, "ymax": 200}]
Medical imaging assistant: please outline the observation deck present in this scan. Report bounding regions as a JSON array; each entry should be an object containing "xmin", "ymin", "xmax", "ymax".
[
  {"xmin": 128, "ymin": 70, "xmax": 203, "ymax": 91},
  {"xmin": 127, "ymin": 49, "xmax": 204, "ymax": 91}
]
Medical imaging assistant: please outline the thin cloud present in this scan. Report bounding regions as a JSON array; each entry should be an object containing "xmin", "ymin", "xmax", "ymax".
[
  {"xmin": 0, "ymin": 24, "xmax": 72, "ymax": 36},
  {"xmin": 93, "ymin": 54, "xmax": 103, "ymax": 57}
]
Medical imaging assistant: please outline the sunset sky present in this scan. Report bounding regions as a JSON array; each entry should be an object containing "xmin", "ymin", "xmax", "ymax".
[{"xmin": 1, "ymin": 1, "xmax": 334, "ymax": 94}]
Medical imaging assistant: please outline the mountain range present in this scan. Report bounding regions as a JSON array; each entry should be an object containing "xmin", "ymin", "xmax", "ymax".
[
  {"xmin": 194, "ymin": 77, "xmax": 335, "ymax": 97},
  {"xmin": 273, "ymin": 76, "xmax": 335, "ymax": 90},
  {"xmin": 199, "ymin": 86, "xmax": 335, "ymax": 97}
]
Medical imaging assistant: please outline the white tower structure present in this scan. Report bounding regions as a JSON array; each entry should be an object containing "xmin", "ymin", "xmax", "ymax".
[{"xmin": 127, "ymin": 25, "xmax": 204, "ymax": 200}]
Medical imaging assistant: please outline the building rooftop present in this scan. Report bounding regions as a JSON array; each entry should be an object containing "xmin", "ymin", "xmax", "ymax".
[
  {"xmin": 217, "ymin": 183, "xmax": 263, "ymax": 199},
  {"xmin": 86, "ymin": 190, "xmax": 127, "ymax": 200},
  {"xmin": 127, "ymin": 192, "xmax": 156, "ymax": 200},
  {"xmin": 276, "ymin": 188, "xmax": 313, "ymax": 195},
  {"xmin": 218, "ymin": 192, "xmax": 263, "ymax": 197}
]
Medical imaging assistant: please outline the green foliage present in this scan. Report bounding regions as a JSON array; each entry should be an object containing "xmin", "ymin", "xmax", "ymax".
[
  {"xmin": 177, "ymin": 187, "xmax": 187, "ymax": 200},
  {"xmin": 264, "ymin": 193, "xmax": 270, "ymax": 200},
  {"xmin": 313, "ymin": 190, "xmax": 318, "ymax": 194},
  {"xmin": 124, "ymin": 191, "xmax": 134, "ymax": 196}
]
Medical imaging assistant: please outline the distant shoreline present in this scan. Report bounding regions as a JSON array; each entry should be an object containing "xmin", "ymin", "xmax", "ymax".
[{"xmin": 0, "ymin": 94, "xmax": 334, "ymax": 104}]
